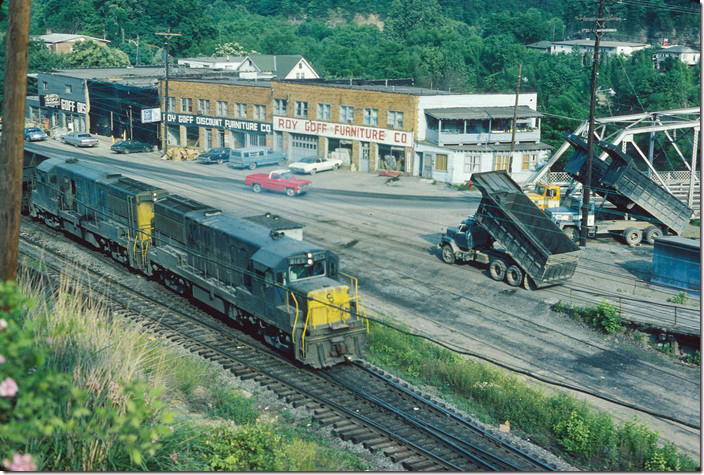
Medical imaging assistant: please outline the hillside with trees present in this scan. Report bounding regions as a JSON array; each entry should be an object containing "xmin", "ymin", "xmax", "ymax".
[{"xmin": 1, "ymin": 0, "xmax": 700, "ymax": 165}]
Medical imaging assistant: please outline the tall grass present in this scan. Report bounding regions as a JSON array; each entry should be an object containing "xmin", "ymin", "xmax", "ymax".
[
  {"xmin": 365, "ymin": 320, "xmax": 696, "ymax": 471},
  {"xmin": 2, "ymin": 266, "xmax": 372, "ymax": 471}
]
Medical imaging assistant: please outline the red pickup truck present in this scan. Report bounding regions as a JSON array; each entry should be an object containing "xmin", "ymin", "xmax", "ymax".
[{"xmin": 245, "ymin": 170, "xmax": 312, "ymax": 197}]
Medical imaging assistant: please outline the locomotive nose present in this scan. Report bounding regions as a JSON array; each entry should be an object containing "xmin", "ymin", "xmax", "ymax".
[{"xmin": 306, "ymin": 285, "xmax": 352, "ymax": 328}]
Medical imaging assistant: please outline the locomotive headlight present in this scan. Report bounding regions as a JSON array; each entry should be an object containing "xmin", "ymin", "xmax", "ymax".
[
  {"xmin": 307, "ymin": 258, "xmax": 314, "ymax": 265},
  {"xmin": 306, "ymin": 252, "xmax": 313, "ymax": 265}
]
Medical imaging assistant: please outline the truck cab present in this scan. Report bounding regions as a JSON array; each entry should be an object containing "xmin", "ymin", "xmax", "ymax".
[
  {"xmin": 546, "ymin": 196, "xmax": 596, "ymax": 242},
  {"xmin": 526, "ymin": 184, "xmax": 561, "ymax": 210},
  {"xmin": 440, "ymin": 217, "xmax": 493, "ymax": 262}
]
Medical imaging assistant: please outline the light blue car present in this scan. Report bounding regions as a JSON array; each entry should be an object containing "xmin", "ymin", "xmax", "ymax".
[{"xmin": 227, "ymin": 146, "xmax": 287, "ymax": 170}]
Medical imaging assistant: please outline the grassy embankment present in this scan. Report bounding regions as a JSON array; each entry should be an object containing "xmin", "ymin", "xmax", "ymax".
[
  {"xmin": 364, "ymin": 317, "xmax": 697, "ymax": 472},
  {"xmin": 0, "ymin": 274, "xmax": 373, "ymax": 471}
]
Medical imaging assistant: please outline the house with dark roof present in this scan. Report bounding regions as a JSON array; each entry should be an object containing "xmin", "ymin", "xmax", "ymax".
[
  {"xmin": 237, "ymin": 55, "xmax": 319, "ymax": 80},
  {"xmin": 653, "ymin": 45, "xmax": 700, "ymax": 68},
  {"xmin": 31, "ymin": 32, "xmax": 110, "ymax": 53},
  {"xmin": 526, "ymin": 41, "xmax": 552, "ymax": 53}
]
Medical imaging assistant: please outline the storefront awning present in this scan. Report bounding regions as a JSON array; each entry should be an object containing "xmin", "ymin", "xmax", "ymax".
[{"xmin": 425, "ymin": 106, "xmax": 542, "ymax": 120}]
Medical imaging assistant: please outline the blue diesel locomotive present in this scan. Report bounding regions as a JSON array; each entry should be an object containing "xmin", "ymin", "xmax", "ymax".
[{"xmin": 28, "ymin": 156, "xmax": 367, "ymax": 367}]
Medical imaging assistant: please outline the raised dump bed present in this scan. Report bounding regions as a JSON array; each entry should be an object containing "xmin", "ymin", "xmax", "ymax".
[
  {"xmin": 563, "ymin": 134, "xmax": 633, "ymax": 212},
  {"xmin": 472, "ymin": 171, "xmax": 581, "ymax": 286},
  {"xmin": 598, "ymin": 141, "xmax": 693, "ymax": 235}
]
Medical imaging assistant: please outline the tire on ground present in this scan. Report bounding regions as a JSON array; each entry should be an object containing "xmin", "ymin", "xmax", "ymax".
[
  {"xmin": 505, "ymin": 264, "xmax": 523, "ymax": 287},
  {"xmin": 644, "ymin": 226, "xmax": 663, "ymax": 245},
  {"xmin": 489, "ymin": 258, "xmax": 507, "ymax": 281},
  {"xmin": 563, "ymin": 226, "xmax": 579, "ymax": 242},
  {"xmin": 441, "ymin": 244, "xmax": 455, "ymax": 264},
  {"xmin": 623, "ymin": 227, "xmax": 642, "ymax": 246},
  {"xmin": 252, "ymin": 183, "xmax": 262, "ymax": 193},
  {"xmin": 286, "ymin": 188, "xmax": 296, "ymax": 197}
]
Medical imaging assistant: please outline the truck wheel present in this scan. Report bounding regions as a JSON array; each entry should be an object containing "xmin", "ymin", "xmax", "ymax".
[
  {"xmin": 489, "ymin": 259, "xmax": 507, "ymax": 281},
  {"xmin": 505, "ymin": 264, "xmax": 523, "ymax": 287},
  {"xmin": 644, "ymin": 226, "xmax": 662, "ymax": 245},
  {"xmin": 252, "ymin": 183, "xmax": 262, "ymax": 193},
  {"xmin": 623, "ymin": 227, "xmax": 642, "ymax": 246},
  {"xmin": 286, "ymin": 188, "xmax": 296, "ymax": 197},
  {"xmin": 522, "ymin": 274, "xmax": 537, "ymax": 291},
  {"xmin": 563, "ymin": 226, "xmax": 579, "ymax": 242},
  {"xmin": 248, "ymin": 162, "xmax": 257, "ymax": 170},
  {"xmin": 441, "ymin": 244, "xmax": 456, "ymax": 264}
]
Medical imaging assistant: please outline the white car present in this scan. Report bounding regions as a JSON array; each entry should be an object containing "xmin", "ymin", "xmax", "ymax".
[{"xmin": 288, "ymin": 156, "xmax": 342, "ymax": 175}]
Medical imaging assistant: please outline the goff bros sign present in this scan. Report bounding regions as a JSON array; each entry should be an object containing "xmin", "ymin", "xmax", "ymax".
[
  {"xmin": 273, "ymin": 116, "xmax": 413, "ymax": 147},
  {"xmin": 165, "ymin": 113, "xmax": 272, "ymax": 134}
]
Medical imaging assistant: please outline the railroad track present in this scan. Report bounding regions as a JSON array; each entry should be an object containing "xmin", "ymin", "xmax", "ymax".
[{"xmin": 18, "ymin": 222, "xmax": 556, "ymax": 472}]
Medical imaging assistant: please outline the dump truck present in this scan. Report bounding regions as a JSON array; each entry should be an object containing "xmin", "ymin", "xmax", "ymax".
[
  {"xmin": 439, "ymin": 171, "xmax": 581, "ymax": 289},
  {"xmin": 548, "ymin": 134, "xmax": 693, "ymax": 245}
]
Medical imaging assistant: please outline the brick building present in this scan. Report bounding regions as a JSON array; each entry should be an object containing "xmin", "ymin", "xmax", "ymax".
[
  {"xmin": 161, "ymin": 78, "xmax": 274, "ymax": 150},
  {"xmin": 158, "ymin": 77, "xmax": 551, "ymax": 183}
]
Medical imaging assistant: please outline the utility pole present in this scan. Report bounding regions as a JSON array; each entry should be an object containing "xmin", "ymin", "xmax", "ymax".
[
  {"xmin": 0, "ymin": 0, "xmax": 32, "ymax": 280},
  {"xmin": 128, "ymin": 35, "xmax": 140, "ymax": 66},
  {"xmin": 576, "ymin": 1, "xmax": 619, "ymax": 247},
  {"xmin": 155, "ymin": 31, "xmax": 181, "ymax": 159},
  {"xmin": 508, "ymin": 63, "xmax": 522, "ymax": 174}
]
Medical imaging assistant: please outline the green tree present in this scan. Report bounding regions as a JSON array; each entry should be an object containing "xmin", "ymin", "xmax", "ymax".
[
  {"xmin": 383, "ymin": 0, "xmax": 442, "ymax": 42},
  {"xmin": 65, "ymin": 40, "xmax": 130, "ymax": 68}
]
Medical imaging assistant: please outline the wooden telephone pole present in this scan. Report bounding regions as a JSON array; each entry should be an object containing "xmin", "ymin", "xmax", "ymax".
[
  {"xmin": 155, "ymin": 31, "xmax": 181, "ymax": 159},
  {"xmin": 0, "ymin": 0, "xmax": 32, "ymax": 280},
  {"xmin": 576, "ymin": 1, "xmax": 619, "ymax": 247}
]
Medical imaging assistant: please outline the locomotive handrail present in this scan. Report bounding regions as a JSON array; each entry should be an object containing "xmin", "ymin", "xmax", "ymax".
[
  {"xmin": 302, "ymin": 305, "xmax": 312, "ymax": 355},
  {"xmin": 290, "ymin": 291, "xmax": 300, "ymax": 348}
]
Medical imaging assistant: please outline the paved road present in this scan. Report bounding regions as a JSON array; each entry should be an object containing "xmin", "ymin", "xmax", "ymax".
[{"xmin": 27, "ymin": 141, "xmax": 701, "ymax": 457}]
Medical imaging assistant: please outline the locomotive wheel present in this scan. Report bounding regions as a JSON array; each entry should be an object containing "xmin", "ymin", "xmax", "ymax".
[
  {"xmin": 286, "ymin": 188, "xmax": 296, "ymax": 197},
  {"xmin": 489, "ymin": 258, "xmax": 507, "ymax": 281},
  {"xmin": 623, "ymin": 227, "xmax": 642, "ymax": 246},
  {"xmin": 644, "ymin": 226, "xmax": 662, "ymax": 245},
  {"xmin": 505, "ymin": 264, "xmax": 523, "ymax": 287},
  {"xmin": 252, "ymin": 183, "xmax": 262, "ymax": 193},
  {"xmin": 441, "ymin": 244, "xmax": 455, "ymax": 264}
]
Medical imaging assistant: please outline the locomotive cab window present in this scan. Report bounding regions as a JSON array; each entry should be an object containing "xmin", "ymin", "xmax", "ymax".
[{"xmin": 289, "ymin": 261, "xmax": 325, "ymax": 281}]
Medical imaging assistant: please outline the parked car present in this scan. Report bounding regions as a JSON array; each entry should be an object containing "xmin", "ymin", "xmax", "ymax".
[
  {"xmin": 245, "ymin": 170, "xmax": 311, "ymax": 197},
  {"xmin": 24, "ymin": 127, "xmax": 48, "ymax": 142},
  {"xmin": 61, "ymin": 132, "xmax": 99, "ymax": 147},
  {"xmin": 228, "ymin": 146, "xmax": 287, "ymax": 170},
  {"xmin": 111, "ymin": 140, "xmax": 153, "ymax": 154},
  {"xmin": 288, "ymin": 155, "xmax": 342, "ymax": 174},
  {"xmin": 196, "ymin": 147, "xmax": 234, "ymax": 164}
]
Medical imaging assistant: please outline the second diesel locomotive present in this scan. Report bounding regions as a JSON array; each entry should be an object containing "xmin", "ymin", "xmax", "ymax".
[{"xmin": 28, "ymin": 156, "xmax": 367, "ymax": 367}]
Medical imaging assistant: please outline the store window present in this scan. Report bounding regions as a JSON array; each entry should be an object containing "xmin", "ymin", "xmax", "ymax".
[
  {"xmin": 387, "ymin": 111, "xmax": 404, "ymax": 129},
  {"xmin": 317, "ymin": 103, "xmax": 331, "ymax": 121},
  {"xmin": 274, "ymin": 99, "xmax": 287, "ymax": 115},
  {"xmin": 235, "ymin": 103, "xmax": 247, "ymax": 119},
  {"xmin": 181, "ymin": 98, "xmax": 192, "ymax": 113},
  {"xmin": 166, "ymin": 97, "xmax": 176, "ymax": 112},
  {"xmin": 464, "ymin": 155, "xmax": 480, "ymax": 173},
  {"xmin": 340, "ymin": 106, "xmax": 354, "ymax": 123},
  {"xmin": 434, "ymin": 154, "xmax": 448, "ymax": 171},
  {"xmin": 363, "ymin": 108, "xmax": 378, "ymax": 126},
  {"xmin": 216, "ymin": 101, "xmax": 228, "ymax": 116},
  {"xmin": 198, "ymin": 99, "xmax": 210, "ymax": 115},
  {"xmin": 522, "ymin": 154, "xmax": 537, "ymax": 170},
  {"xmin": 493, "ymin": 155, "xmax": 510, "ymax": 171},
  {"xmin": 295, "ymin": 101, "xmax": 308, "ymax": 118},
  {"xmin": 42, "ymin": 81, "xmax": 48, "ymax": 90},
  {"xmin": 186, "ymin": 126, "xmax": 199, "ymax": 147},
  {"xmin": 167, "ymin": 125, "xmax": 180, "ymax": 145},
  {"xmin": 253, "ymin": 104, "xmax": 266, "ymax": 121}
]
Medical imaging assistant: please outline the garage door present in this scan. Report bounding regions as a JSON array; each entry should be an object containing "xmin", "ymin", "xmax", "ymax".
[{"xmin": 290, "ymin": 133, "xmax": 318, "ymax": 161}]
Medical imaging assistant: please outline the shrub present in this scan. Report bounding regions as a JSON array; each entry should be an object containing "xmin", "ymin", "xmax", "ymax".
[
  {"xmin": 206, "ymin": 388, "xmax": 258, "ymax": 424},
  {"xmin": 554, "ymin": 411, "xmax": 591, "ymax": 455},
  {"xmin": 667, "ymin": 291, "xmax": 689, "ymax": 305},
  {"xmin": 204, "ymin": 424, "xmax": 283, "ymax": 471},
  {"xmin": 551, "ymin": 301, "xmax": 623, "ymax": 334}
]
